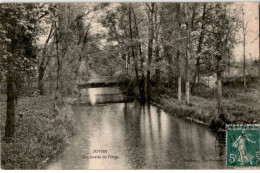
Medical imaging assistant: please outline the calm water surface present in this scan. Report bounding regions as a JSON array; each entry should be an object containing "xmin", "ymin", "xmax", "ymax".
[{"xmin": 47, "ymin": 87, "xmax": 225, "ymax": 169}]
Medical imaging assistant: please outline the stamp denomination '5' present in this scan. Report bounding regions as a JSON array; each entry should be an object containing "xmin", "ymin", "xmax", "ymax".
[{"xmin": 227, "ymin": 124, "xmax": 260, "ymax": 167}]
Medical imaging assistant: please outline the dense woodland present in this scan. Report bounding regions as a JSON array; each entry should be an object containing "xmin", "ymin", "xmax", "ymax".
[{"xmin": 0, "ymin": 2, "xmax": 259, "ymax": 138}]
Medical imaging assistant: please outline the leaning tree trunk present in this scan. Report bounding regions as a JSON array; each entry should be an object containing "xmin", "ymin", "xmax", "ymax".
[
  {"xmin": 54, "ymin": 19, "xmax": 60, "ymax": 112},
  {"xmin": 5, "ymin": 74, "xmax": 16, "ymax": 138},
  {"xmin": 38, "ymin": 22, "xmax": 54, "ymax": 95}
]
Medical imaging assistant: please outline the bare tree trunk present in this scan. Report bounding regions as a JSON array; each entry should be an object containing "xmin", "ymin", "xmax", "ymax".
[
  {"xmin": 176, "ymin": 50, "xmax": 182, "ymax": 102},
  {"xmin": 184, "ymin": 4, "xmax": 195, "ymax": 105},
  {"xmin": 228, "ymin": 54, "xmax": 231, "ymax": 76},
  {"xmin": 164, "ymin": 45, "xmax": 173, "ymax": 87},
  {"xmin": 38, "ymin": 67, "xmax": 44, "ymax": 95},
  {"xmin": 155, "ymin": 54, "xmax": 160, "ymax": 89},
  {"xmin": 154, "ymin": 5, "xmax": 160, "ymax": 89},
  {"xmin": 5, "ymin": 74, "xmax": 15, "ymax": 138},
  {"xmin": 125, "ymin": 54, "xmax": 128, "ymax": 72},
  {"xmin": 126, "ymin": 51, "xmax": 131, "ymax": 74},
  {"xmin": 185, "ymin": 68, "xmax": 190, "ymax": 105},
  {"xmin": 243, "ymin": 31, "xmax": 246, "ymax": 88},
  {"xmin": 217, "ymin": 74, "xmax": 223, "ymax": 114},
  {"xmin": 132, "ymin": 6, "xmax": 145, "ymax": 102},
  {"xmin": 128, "ymin": 5, "xmax": 139, "ymax": 83},
  {"xmin": 208, "ymin": 74, "xmax": 210, "ymax": 87},
  {"xmin": 178, "ymin": 76, "xmax": 182, "ymax": 102},
  {"xmin": 195, "ymin": 3, "xmax": 206, "ymax": 84},
  {"xmin": 146, "ymin": 3, "xmax": 155, "ymax": 102},
  {"xmin": 54, "ymin": 19, "xmax": 60, "ymax": 112},
  {"xmin": 175, "ymin": 3, "xmax": 182, "ymax": 102},
  {"xmin": 139, "ymin": 49, "xmax": 145, "ymax": 102},
  {"xmin": 56, "ymin": 33, "xmax": 60, "ymax": 95},
  {"xmin": 185, "ymin": 20, "xmax": 191, "ymax": 105},
  {"xmin": 217, "ymin": 55, "xmax": 223, "ymax": 114}
]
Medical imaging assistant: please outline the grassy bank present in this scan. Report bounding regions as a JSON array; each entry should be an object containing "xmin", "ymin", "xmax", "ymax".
[
  {"xmin": 120, "ymin": 77, "xmax": 260, "ymax": 131},
  {"xmin": 0, "ymin": 95, "xmax": 76, "ymax": 169},
  {"xmin": 154, "ymin": 91, "xmax": 260, "ymax": 131}
]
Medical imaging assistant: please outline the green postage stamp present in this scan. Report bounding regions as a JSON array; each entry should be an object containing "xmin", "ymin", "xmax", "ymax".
[{"xmin": 226, "ymin": 124, "xmax": 260, "ymax": 167}]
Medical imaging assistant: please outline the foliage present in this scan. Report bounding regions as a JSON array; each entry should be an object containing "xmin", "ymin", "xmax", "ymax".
[
  {"xmin": 0, "ymin": 95, "xmax": 76, "ymax": 169},
  {"xmin": 0, "ymin": 3, "xmax": 45, "ymax": 80},
  {"xmin": 37, "ymin": 3, "xmax": 107, "ymax": 95}
]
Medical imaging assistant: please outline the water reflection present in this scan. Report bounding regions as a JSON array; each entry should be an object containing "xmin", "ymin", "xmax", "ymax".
[
  {"xmin": 79, "ymin": 87, "xmax": 127, "ymax": 105},
  {"xmin": 47, "ymin": 90, "xmax": 225, "ymax": 169},
  {"xmin": 88, "ymin": 88, "xmax": 97, "ymax": 105}
]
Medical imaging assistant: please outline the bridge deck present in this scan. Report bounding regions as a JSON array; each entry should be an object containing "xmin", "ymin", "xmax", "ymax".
[{"xmin": 78, "ymin": 81, "xmax": 123, "ymax": 89}]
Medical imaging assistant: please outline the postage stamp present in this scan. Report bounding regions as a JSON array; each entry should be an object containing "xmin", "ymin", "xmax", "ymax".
[{"xmin": 226, "ymin": 124, "xmax": 260, "ymax": 167}]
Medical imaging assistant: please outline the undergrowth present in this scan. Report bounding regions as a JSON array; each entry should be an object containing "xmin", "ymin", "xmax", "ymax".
[{"xmin": 0, "ymin": 95, "xmax": 77, "ymax": 169}]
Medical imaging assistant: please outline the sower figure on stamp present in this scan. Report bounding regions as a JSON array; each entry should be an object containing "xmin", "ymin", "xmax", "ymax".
[{"xmin": 232, "ymin": 129, "xmax": 256, "ymax": 165}]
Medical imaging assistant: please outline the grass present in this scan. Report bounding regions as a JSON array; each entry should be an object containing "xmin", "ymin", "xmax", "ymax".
[
  {"xmin": 154, "ymin": 94, "xmax": 216, "ymax": 125},
  {"xmin": 161, "ymin": 79, "xmax": 260, "ymax": 131},
  {"xmin": 0, "ymin": 95, "xmax": 77, "ymax": 169},
  {"xmin": 120, "ymin": 76, "xmax": 260, "ymax": 131}
]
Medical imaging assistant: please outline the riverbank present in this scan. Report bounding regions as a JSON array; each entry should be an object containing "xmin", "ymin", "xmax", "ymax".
[
  {"xmin": 120, "ymin": 78, "xmax": 260, "ymax": 131},
  {"xmin": 153, "ymin": 91, "xmax": 260, "ymax": 131},
  {"xmin": 0, "ymin": 95, "xmax": 76, "ymax": 169}
]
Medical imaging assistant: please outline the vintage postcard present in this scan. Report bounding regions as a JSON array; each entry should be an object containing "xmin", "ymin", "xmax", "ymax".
[{"xmin": 0, "ymin": 1, "xmax": 259, "ymax": 170}]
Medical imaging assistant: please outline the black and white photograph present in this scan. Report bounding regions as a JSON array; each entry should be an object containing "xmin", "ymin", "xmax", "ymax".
[{"xmin": 0, "ymin": 1, "xmax": 259, "ymax": 170}]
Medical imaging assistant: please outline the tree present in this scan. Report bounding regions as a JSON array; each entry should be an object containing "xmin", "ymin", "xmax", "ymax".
[
  {"xmin": 206, "ymin": 3, "xmax": 238, "ymax": 114},
  {"xmin": 194, "ymin": 3, "xmax": 207, "ymax": 84},
  {"xmin": 132, "ymin": 4, "xmax": 146, "ymax": 101},
  {"xmin": 39, "ymin": 3, "xmax": 102, "ymax": 98},
  {"xmin": 100, "ymin": 3, "xmax": 147, "ymax": 102},
  {"xmin": 0, "ymin": 4, "xmax": 40, "ymax": 137},
  {"xmin": 145, "ymin": 2, "xmax": 155, "ymax": 102},
  {"xmin": 38, "ymin": 4, "xmax": 55, "ymax": 95},
  {"xmin": 241, "ymin": 5, "xmax": 248, "ymax": 88},
  {"xmin": 154, "ymin": 4, "xmax": 161, "ymax": 89},
  {"xmin": 183, "ymin": 3, "xmax": 195, "ymax": 105}
]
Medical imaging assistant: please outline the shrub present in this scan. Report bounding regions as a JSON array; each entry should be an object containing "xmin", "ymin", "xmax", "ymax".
[{"xmin": 192, "ymin": 83, "xmax": 216, "ymax": 98}]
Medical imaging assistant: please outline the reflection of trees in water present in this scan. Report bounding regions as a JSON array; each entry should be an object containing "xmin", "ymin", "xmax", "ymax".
[
  {"xmin": 215, "ymin": 132, "xmax": 226, "ymax": 156},
  {"xmin": 123, "ymin": 102, "xmax": 146, "ymax": 168},
  {"xmin": 122, "ymin": 102, "xmax": 170, "ymax": 168},
  {"xmin": 156, "ymin": 107, "xmax": 162, "ymax": 143},
  {"xmin": 49, "ymin": 102, "xmax": 225, "ymax": 169}
]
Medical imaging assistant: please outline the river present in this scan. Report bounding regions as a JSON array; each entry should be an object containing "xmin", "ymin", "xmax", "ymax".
[{"xmin": 47, "ymin": 87, "xmax": 226, "ymax": 169}]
